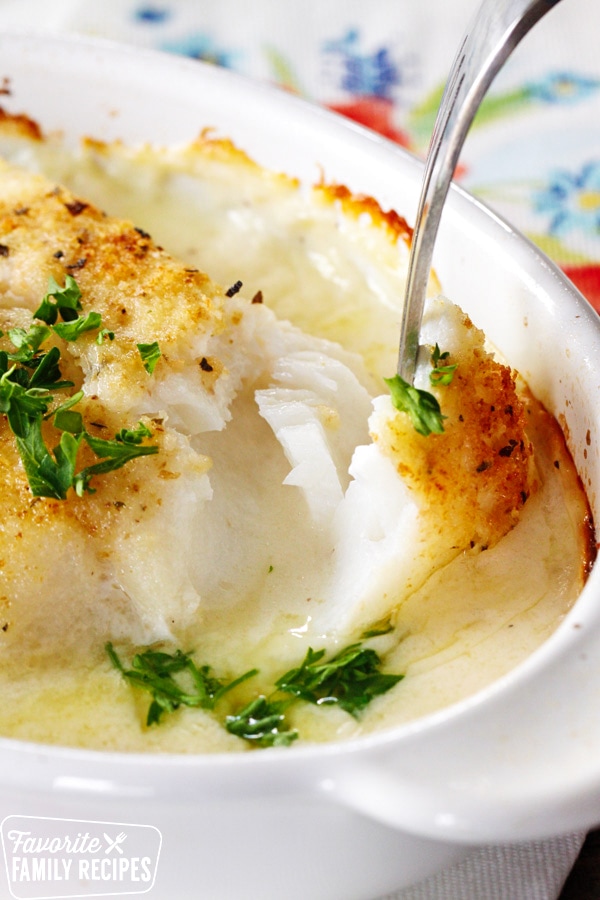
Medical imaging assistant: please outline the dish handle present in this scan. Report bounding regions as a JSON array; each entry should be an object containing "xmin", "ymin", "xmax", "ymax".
[{"xmin": 322, "ymin": 613, "xmax": 600, "ymax": 843}]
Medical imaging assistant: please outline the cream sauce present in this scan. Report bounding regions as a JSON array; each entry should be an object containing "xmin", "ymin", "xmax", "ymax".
[{"xmin": 0, "ymin": 131, "xmax": 591, "ymax": 752}]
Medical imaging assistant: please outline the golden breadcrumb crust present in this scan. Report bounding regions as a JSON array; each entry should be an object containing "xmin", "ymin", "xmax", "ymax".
[
  {"xmin": 0, "ymin": 158, "xmax": 230, "ymax": 395},
  {"xmin": 376, "ymin": 312, "xmax": 536, "ymax": 551}
]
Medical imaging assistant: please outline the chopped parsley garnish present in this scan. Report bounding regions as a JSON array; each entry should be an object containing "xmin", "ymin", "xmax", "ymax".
[
  {"xmin": 23, "ymin": 432, "xmax": 81, "ymax": 499},
  {"xmin": 137, "ymin": 341, "xmax": 161, "ymax": 374},
  {"xmin": 96, "ymin": 328, "xmax": 115, "ymax": 345},
  {"xmin": 384, "ymin": 374, "xmax": 445, "ymax": 436},
  {"xmin": 106, "ymin": 643, "xmax": 257, "ymax": 727},
  {"xmin": 430, "ymin": 343, "xmax": 457, "ymax": 386},
  {"xmin": 52, "ymin": 311, "xmax": 103, "ymax": 342},
  {"xmin": 72, "ymin": 424, "xmax": 159, "ymax": 497},
  {"xmin": 225, "ymin": 696, "xmax": 298, "ymax": 747},
  {"xmin": 28, "ymin": 346, "xmax": 72, "ymax": 392},
  {"xmin": 6, "ymin": 324, "xmax": 52, "ymax": 362},
  {"xmin": 34, "ymin": 274, "xmax": 83, "ymax": 324},
  {"xmin": 52, "ymin": 390, "xmax": 85, "ymax": 433},
  {"xmin": 384, "ymin": 344, "xmax": 457, "ymax": 436},
  {"xmin": 32, "ymin": 275, "xmax": 105, "ymax": 343},
  {"xmin": 107, "ymin": 639, "xmax": 403, "ymax": 748},
  {"xmin": 0, "ymin": 276, "xmax": 159, "ymax": 498},
  {"xmin": 275, "ymin": 644, "xmax": 403, "ymax": 716}
]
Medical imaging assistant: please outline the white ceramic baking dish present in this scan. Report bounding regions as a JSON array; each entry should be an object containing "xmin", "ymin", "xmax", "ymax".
[{"xmin": 0, "ymin": 31, "xmax": 599, "ymax": 900}]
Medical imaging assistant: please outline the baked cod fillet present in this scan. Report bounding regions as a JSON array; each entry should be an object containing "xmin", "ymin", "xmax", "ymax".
[
  {"xmin": 315, "ymin": 297, "xmax": 536, "ymax": 636},
  {"xmin": 0, "ymin": 158, "xmax": 534, "ymax": 660}
]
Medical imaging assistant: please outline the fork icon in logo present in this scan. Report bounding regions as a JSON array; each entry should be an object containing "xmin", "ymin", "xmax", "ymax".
[{"xmin": 104, "ymin": 831, "xmax": 127, "ymax": 855}]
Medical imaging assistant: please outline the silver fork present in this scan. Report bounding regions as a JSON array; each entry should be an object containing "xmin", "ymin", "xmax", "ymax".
[{"xmin": 397, "ymin": 0, "xmax": 564, "ymax": 383}]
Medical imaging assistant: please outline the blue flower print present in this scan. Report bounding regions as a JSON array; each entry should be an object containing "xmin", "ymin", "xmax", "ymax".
[
  {"xmin": 534, "ymin": 161, "xmax": 600, "ymax": 237},
  {"xmin": 527, "ymin": 72, "xmax": 600, "ymax": 105},
  {"xmin": 134, "ymin": 6, "xmax": 171, "ymax": 25},
  {"xmin": 323, "ymin": 29, "xmax": 403, "ymax": 100},
  {"xmin": 160, "ymin": 32, "xmax": 240, "ymax": 69}
]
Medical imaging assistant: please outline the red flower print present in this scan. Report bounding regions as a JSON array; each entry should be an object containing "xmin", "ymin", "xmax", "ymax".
[
  {"xmin": 327, "ymin": 97, "xmax": 411, "ymax": 147},
  {"xmin": 562, "ymin": 263, "xmax": 600, "ymax": 313}
]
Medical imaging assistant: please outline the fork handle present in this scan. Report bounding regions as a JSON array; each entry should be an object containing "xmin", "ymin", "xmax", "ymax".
[{"xmin": 398, "ymin": 0, "xmax": 563, "ymax": 382}]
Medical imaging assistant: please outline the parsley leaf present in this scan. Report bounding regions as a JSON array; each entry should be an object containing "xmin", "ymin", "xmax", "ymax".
[
  {"xmin": 115, "ymin": 422, "xmax": 153, "ymax": 445},
  {"xmin": 52, "ymin": 311, "xmax": 102, "ymax": 342},
  {"xmin": 225, "ymin": 697, "xmax": 298, "ymax": 747},
  {"xmin": 384, "ymin": 374, "xmax": 445, "ymax": 436},
  {"xmin": 83, "ymin": 426, "xmax": 158, "ymax": 462},
  {"xmin": 137, "ymin": 341, "xmax": 161, "ymax": 375},
  {"xmin": 96, "ymin": 328, "xmax": 115, "ymax": 345},
  {"xmin": 0, "ymin": 368, "xmax": 51, "ymax": 436},
  {"xmin": 108, "ymin": 639, "xmax": 403, "ymax": 746},
  {"xmin": 7, "ymin": 324, "xmax": 52, "ymax": 362},
  {"xmin": 275, "ymin": 644, "xmax": 403, "ymax": 717},
  {"xmin": 34, "ymin": 274, "xmax": 82, "ymax": 325},
  {"xmin": 430, "ymin": 343, "xmax": 457, "ymax": 386},
  {"xmin": 32, "ymin": 276, "xmax": 104, "ymax": 342},
  {"xmin": 72, "ymin": 426, "xmax": 159, "ymax": 497},
  {"xmin": 15, "ymin": 418, "xmax": 82, "ymax": 500},
  {"xmin": 53, "ymin": 390, "xmax": 85, "ymax": 435},
  {"xmin": 0, "ymin": 276, "xmax": 159, "ymax": 497},
  {"xmin": 106, "ymin": 643, "xmax": 257, "ymax": 727},
  {"xmin": 27, "ymin": 346, "xmax": 73, "ymax": 392}
]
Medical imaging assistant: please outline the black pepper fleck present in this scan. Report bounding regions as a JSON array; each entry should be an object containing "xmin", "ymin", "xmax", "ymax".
[
  {"xmin": 66, "ymin": 257, "xmax": 87, "ymax": 270},
  {"xmin": 498, "ymin": 440, "xmax": 518, "ymax": 457},
  {"xmin": 225, "ymin": 280, "xmax": 243, "ymax": 298}
]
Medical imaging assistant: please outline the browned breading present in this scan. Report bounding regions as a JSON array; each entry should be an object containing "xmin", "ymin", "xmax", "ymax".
[
  {"xmin": 0, "ymin": 160, "xmax": 227, "ymax": 648},
  {"xmin": 0, "ymin": 158, "xmax": 231, "ymax": 423},
  {"xmin": 0, "ymin": 107, "xmax": 42, "ymax": 141},
  {"xmin": 0, "ymin": 159, "xmax": 230, "ymax": 400},
  {"xmin": 315, "ymin": 182, "xmax": 413, "ymax": 244},
  {"xmin": 375, "ymin": 310, "xmax": 536, "ymax": 552}
]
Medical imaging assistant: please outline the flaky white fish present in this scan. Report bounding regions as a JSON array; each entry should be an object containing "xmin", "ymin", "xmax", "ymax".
[{"xmin": 0, "ymin": 159, "xmax": 533, "ymax": 661}]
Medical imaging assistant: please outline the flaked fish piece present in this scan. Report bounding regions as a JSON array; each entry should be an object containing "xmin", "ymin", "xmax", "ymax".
[
  {"xmin": 0, "ymin": 157, "xmax": 267, "ymax": 434},
  {"xmin": 0, "ymin": 159, "xmax": 375, "ymax": 654},
  {"xmin": 0, "ymin": 160, "xmax": 265, "ymax": 650},
  {"xmin": 0, "ymin": 157, "xmax": 534, "ymax": 660},
  {"xmin": 307, "ymin": 296, "xmax": 536, "ymax": 639},
  {"xmin": 256, "ymin": 349, "xmax": 373, "ymax": 528}
]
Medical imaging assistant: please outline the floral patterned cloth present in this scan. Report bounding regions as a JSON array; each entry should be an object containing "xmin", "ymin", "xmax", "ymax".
[
  {"xmin": 3, "ymin": 0, "xmax": 596, "ymax": 311},
  {"xmin": 0, "ymin": 1, "xmax": 597, "ymax": 898}
]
